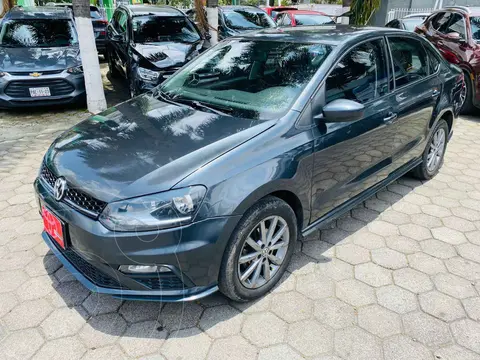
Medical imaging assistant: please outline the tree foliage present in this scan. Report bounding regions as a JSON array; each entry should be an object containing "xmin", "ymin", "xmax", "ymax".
[{"xmin": 349, "ymin": 0, "xmax": 380, "ymax": 25}]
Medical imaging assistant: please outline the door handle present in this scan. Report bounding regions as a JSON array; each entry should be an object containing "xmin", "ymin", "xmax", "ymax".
[
  {"xmin": 383, "ymin": 112, "xmax": 398, "ymax": 124},
  {"xmin": 432, "ymin": 89, "xmax": 441, "ymax": 97}
]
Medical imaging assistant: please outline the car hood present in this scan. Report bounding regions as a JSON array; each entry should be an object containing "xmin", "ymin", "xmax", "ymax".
[
  {"xmin": 0, "ymin": 46, "xmax": 81, "ymax": 72},
  {"xmin": 45, "ymin": 95, "xmax": 274, "ymax": 202},
  {"xmin": 133, "ymin": 42, "xmax": 200, "ymax": 69}
]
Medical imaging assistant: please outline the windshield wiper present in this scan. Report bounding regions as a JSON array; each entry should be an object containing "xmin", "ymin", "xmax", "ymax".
[{"xmin": 172, "ymin": 96, "xmax": 232, "ymax": 116}]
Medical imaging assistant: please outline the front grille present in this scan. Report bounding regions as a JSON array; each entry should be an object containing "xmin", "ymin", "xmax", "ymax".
[
  {"xmin": 40, "ymin": 164, "xmax": 107, "ymax": 218},
  {"xmin": 7, "ymin": 69, "xmax": 64, "ymax": 76},
  {"xmin": 61, "ymin": 247, "xmax": 124, "ymax": 289},
  {"xmin": 132, "ymin": 274, "xmax": 186, "ymax": 290},
  {"xmin": 5, "ymin": 79, "xmax": 75, "ymax": 98}
]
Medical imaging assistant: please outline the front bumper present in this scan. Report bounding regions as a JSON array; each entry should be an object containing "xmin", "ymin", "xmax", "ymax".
[
  {"xmin": 0, "ymin": 71, "xmax": 86, "ymax": 109},
  {"xmin": 35, "ymin": 178, "xmax": 241, "ymax": 301}
]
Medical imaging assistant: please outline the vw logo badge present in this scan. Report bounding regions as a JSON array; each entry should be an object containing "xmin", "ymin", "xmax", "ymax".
[{"xmin": 53, "ymin": 177, "xmax": 67, "ymax": 201}]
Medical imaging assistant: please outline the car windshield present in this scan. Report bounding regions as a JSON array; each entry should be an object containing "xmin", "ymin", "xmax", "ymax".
[
  {"xmin": 224, "ymin": 10, "xmax": 276, "ymax": 30},
  {"xmin": 403, "ymin": 18, "xmax": 424, "ymax": 31},
  {"xmin": 294, "ymin": 14, "xmax": 335, "ymax": 26},
  {"xmin": 471, "ymin": 16, "xmax": 480, "ymax": 41},
  {"xmin": 0, "ymin": 19, "xmax": 78, "ymax": 47},
  {"xmin": 132, "ymin": 15, "xmax": 200, "ymax": 44},
  {"xmin": 90, "ymin": 8, "xmax": 103, "ymax": 19},
  {"xmin": 159, "ymin": 39, "xmax": 333, "ymax": 120}
]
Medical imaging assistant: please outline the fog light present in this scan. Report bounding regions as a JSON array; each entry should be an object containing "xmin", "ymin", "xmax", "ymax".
[{"xmin": 118, "ymin": 265, "xmax": 171, "ymax": 274}]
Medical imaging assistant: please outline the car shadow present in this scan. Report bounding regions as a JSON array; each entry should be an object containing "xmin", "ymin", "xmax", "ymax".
[{"xmin": 43, "ymin": 174, "xmax": 424, "ymax": 342}]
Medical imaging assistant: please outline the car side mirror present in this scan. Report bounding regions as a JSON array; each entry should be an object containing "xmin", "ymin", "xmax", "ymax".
[
  {"xmin": 315, "ymin": 99, "xmax": 365, "ymax": 123},
  {"xmin": 110, "ymin": 33, "xmax": 124, "ymax": 43},
  {"xmin": 204, "ymin": 32, "xmax": 211, "ymax": 40}
]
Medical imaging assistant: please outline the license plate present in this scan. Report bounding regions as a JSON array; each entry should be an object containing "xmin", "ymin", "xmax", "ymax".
[
  {"xmin": 42, "ymin": 206, "xmax": 65, "ymax": 249},
  {"xmin": 29, "ymin": 87, "xmax": 51, "ymax": 97}
]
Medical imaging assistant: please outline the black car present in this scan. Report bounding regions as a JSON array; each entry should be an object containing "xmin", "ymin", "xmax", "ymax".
[
  {"xmin": 36, "ymin": 26, "xmax": 463, "ymax": 302},
  {"xmin": 107, "ymin": 5, "xmax": 205, "ymax": 97},
  {"xmin": 187, "ymin": 5, "xmax": 276, "ymax": 41},
  {"xmin": 0, "ymin": 6, "xmax": 86, "ymax": 108},
  {"xmin": 53, "ymin": 4, "xmax": 108, "ymax": 56}
]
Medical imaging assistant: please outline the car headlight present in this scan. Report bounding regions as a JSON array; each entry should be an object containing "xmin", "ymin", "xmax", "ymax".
[
  {"xmin": 67, "ymin": 66, "xmax": 83, "ymax": 74},
  {"xmin": 99, "ymin": 186, "xmax": 207, "ymax": 232},
  {"xmin": 138, "ymin": 67, "xmax": 161, "ymax": 82}
]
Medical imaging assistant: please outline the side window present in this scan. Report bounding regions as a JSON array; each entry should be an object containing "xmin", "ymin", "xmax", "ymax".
[
  {"xmin": 116, "ymin": 10, "xmax": 128, "ymax": 34},
  {"xmin": 282, "ymin": 14, "xmax": 292, "ymax": 27},
  {"xmin": 325, "ymin": 40, "xmax": 389, "ymax": 105},
  {"xmin": 446, "ymin": 13, "xmax": 466, "ymax": 38},
  {"xmin": 276, "ymin": 14, "xmax": 284, "ymax": 26},
  {"xmin": 432, "ymin": 12, "xmax": 451, "ymax": 31},
  {"xmin": 426, "ymin": 47, "xmax": 441, "ymax": 74},
  {"xmin": 389, "ymin": 37, "xmax": 428, "ymax": 87}
]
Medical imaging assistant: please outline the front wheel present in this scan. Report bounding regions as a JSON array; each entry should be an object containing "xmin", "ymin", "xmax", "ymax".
[
  {"xmin": 219, "ymin": 196, "xmax": 297, "ymax": 302},
  {"xmin": 412, "ymin": 119, "xmax": 448, "ymax": 180},
  {"xmin": 460, "ymin": 72, "xmax": 475, "ymax": 115}
]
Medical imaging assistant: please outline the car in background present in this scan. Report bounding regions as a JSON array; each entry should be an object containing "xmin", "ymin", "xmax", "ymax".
[
  {"xmin": 52, "ymin": 4, "xmax": 108, "ymax": 56},
  {"xmin": 263, "ymin": 6, "xmax": 297, "ymax": 19},
  {"xmin": 0, "ymin": 6, "xmax": 85, "ymax": 108},
  {"xmin": 385, "ymin": 13, "xmax": 430, "ymax": 31},
  {"xmin": 218, "ymin": 6, "xmax": 276, "ymax": 40},
  {"xmin": 275, "ymin": 10, "xmax": 335, "ymax": 27},
  {"xmin": 36, "ymin": 26, "xmax": 462, "ymax": 302},
  {"xmin": 107, "ymin": 5, "xmax": 205, "ymax": 98},
  {"xmin": 415, "ymin": 6, "xmax": 479, "ymax": 113}
]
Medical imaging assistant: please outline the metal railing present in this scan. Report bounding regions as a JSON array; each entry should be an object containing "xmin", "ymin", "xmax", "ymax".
[{"xmin": 386, "ymin": 8, "xmax": 434, "ymax": 23}]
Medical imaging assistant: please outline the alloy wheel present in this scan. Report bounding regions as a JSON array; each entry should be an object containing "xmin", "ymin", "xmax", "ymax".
[
  {"xmin": 459, "ymin": 77, "xmax": 467, "ymax": 110},
  {"xmin": 238, "ymin": 215, "xmax": 289, "ymax": 289},
  {"xmin": 427, "ymin": 127, "xmax": 446, "ymax": 173}
]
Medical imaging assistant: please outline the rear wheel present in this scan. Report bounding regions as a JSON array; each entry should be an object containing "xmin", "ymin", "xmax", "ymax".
[
  {"xmin": 412, "ymin": 119, "xmax": 448, "ymax": 180},
  {"xmin": 460, "ymin": 72, "xmax": 475, "ymax": 115},
  {"xmin": 219, "ymin": 196, "xmax": 297, "ymax": 302}
]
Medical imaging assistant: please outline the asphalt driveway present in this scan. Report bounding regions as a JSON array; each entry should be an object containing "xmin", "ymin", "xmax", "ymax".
[{"xmin": 0, "ymin": 89, "xmax": 479, "ymax": 359}]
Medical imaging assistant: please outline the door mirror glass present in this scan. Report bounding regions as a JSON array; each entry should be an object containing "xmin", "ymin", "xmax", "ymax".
[{"xmin": 318, "ymin": 99, "xmax": 365, "ymax": 123}]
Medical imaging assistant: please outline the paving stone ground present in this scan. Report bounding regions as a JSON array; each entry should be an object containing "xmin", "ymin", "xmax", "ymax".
[{"xmin": 1, "ymin": 79, "xmax": 480, "ymax": 359}]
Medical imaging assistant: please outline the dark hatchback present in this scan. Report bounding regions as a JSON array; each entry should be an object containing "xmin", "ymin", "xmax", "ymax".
[
  {"xmin": 0, "ymin": 7, "xmax": 85, "ymax": 108},
  {"xmin": 36, "ymin": 26, "xmax": 463, "ymax": 302},
  {"xmin": 107, "ymin": 5, "xmax": 205, "ymax": 97}
]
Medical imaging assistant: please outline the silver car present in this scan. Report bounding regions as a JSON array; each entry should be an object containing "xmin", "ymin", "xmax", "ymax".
[{"xmin": 0, "ymin": 6, "xmax": 86, "ymax": 108}]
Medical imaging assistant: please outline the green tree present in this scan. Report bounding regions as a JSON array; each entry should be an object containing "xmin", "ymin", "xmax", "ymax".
[{"xmin": 349, "ymin": 0, "xmax": 380, "ymax": 25}]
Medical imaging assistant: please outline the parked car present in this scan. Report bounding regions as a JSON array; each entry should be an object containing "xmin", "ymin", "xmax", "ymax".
[
  {"xmin": 416, "ymin": 6, "xmax": 480, "ymax": 114},
  {"xmin": 53, "ymin": 4, "xmax": 109, "ymax": 56},
  {"xmin": 36, "ymin": 26, "xmax": 463, "ymax": 302},
  {"xmin": 107, "ymin": 5, "xmax": 205, "ymax": 97},
  {"xmin": 275, "ymin": 9, "xmax": 335, "ymax": 27},
  {"xmin": 385, "ymin": 13, "xmax": 430, "ymax": 31},
  {"xmin": 0, "ymin": 6, "xmax": 85, "ymax": 108},
  {"xmin": 263, "ymin": 6, "xmax": 297, "ymax": 19},
  {"xmin": 186, "ymin": 6, "xmax": 276, "ymax": 40}
]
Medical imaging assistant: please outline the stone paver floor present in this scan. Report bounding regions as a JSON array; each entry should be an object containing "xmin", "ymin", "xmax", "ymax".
[{"xmin": 0, "ymin": 92, "xmax": 480, "ymax": 360}]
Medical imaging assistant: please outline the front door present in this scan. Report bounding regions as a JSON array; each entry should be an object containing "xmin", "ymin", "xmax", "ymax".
[{"xmin": 310, "ymin": 38, "xmax": 397, "ymax": 221}]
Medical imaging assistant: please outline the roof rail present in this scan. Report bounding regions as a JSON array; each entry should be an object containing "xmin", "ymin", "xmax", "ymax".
[{"xmin": 445, "ymin": 5, "xmax": 470, "ymax": 13}]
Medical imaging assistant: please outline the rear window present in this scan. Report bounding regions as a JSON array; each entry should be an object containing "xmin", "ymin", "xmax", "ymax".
[
  {"xmin": 402, "ymin": 18, "xmax": 424, "ymax": 31},
  {"xmin": 294, "ymin": 14, "xmax": 335, "ymax": 26}
]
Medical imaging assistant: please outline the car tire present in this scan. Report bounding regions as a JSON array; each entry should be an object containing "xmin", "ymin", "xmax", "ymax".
[
  {"xmin": 219, "ymin": 196, "xmax": 297, "ymax": 302},
  {"xmin": 460, "ymin": 72, "xmax": 475, "ymax": 115},
  {"xmin": 412, "ymin": 119, "xmax": 448, "ymax": 180},
  {"xmin": 107, "ymin": 50, "xmax": 120, "ymax": 78}
]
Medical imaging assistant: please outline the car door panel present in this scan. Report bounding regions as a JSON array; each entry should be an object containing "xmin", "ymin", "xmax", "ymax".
[{"xmin": 310, "ymin": 39, "xmax": 397, "ymax": 221}]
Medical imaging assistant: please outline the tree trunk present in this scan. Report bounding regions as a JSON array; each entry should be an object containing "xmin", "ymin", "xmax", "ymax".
[
  {"xmin": 206, "ymin": 0, "xmax": 218, "ymax": 46},
  {"xmin": 73, "ymin": 0, "xmax": 107, "ymax": 114}
]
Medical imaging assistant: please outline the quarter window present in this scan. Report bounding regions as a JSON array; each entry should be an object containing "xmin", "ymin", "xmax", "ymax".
[
  {"xmin": 427, "ymin": 48, "xmax": 441, "ymax": 74},
  {"xmin": 388, "ymin": 37, "xmax": 428, "ymax": 88},
  {"xmin": 446, "ymin": 13, "xmax": 466, "ymax": 39},
  {"xmin": 325, "ymin": 40, "xmax": 388, "ymax": 105}
]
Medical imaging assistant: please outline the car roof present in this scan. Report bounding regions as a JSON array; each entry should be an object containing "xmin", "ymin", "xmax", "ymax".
[
  {"xmin": 4, "ymin": 6, "xmax": 73, "ymax": 19},
  {"xmin": 233, "ymin": 25, "xmax": 411, "ymax": 46},
  {"xmin": 220, "ymin": 5, "xmax": 264, "ymax": 12},
  {"xmin": 124, "ymin": 5, "xmax": 185, "ymax": 17},
  {"xmin": 282, "ymin": 10, "xmax": 328, "ymax": 15}
]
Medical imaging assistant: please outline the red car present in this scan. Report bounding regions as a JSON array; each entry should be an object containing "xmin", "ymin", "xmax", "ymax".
[
  {"xmin": 275, "ymin": 10, "xmax": 335, "ymax": 27},
  {"xmin": 415, "ymin": 6, "xmax": 479, "ymax": 113},
  {"xmin": 264, "ymin": 6, "xmax": 297, "ymax": 19}
]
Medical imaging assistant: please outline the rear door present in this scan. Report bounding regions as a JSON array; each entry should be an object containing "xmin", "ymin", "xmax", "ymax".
[
  {"xmin": 387, "ymin": 36, "xmax": 441, "ymax": 169},
  {"xmin": 310, "ymin": 38, "xmax": 398, "ymax": 221}
]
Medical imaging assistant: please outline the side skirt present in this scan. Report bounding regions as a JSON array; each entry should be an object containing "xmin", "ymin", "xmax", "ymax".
[{"xmin": 302, "ymin": 157, "xmax": 423, "ymax": 237}]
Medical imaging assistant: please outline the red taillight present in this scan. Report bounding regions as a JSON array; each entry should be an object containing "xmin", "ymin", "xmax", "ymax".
[
  {"xmin": 100, "ymin": 31, "xmax": 106, "ymax": 35},
  {"xmin": 99, "ymin": 19, "xmax": 108, "ymax": 24}
]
